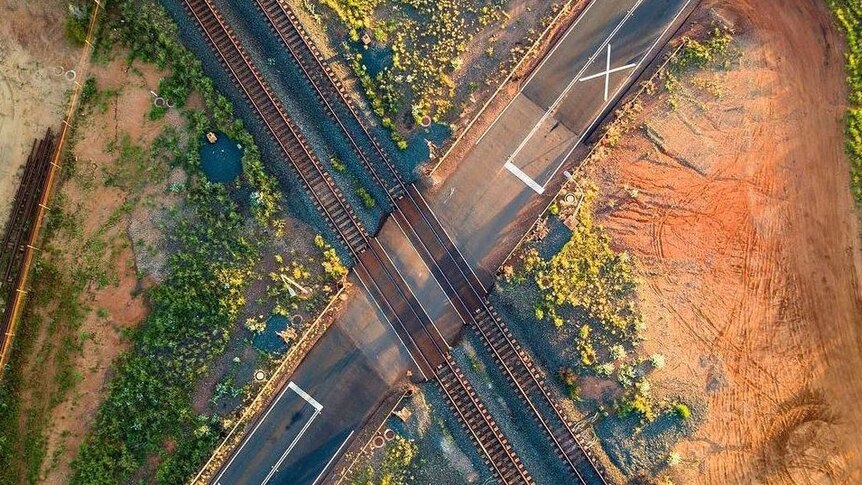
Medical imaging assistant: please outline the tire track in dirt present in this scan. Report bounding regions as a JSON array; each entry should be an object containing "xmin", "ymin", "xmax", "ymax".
[{"xmin": 588, "ymin": 0, "xmax": 862, "ymax": 482}]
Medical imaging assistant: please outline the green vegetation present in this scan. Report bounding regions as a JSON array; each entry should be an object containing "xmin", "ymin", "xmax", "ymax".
[
  {"xmin": 0, "ymin": 80, "xmax": 182, "ymax": 483},
  {"xmin": 674, "ymin": 402, "xmax": 692, "ymax": 421},
  {"xmin": 825, "ymin": 1, "xmax": 862, "ymax": 207},
  {"xmin": 318, "ymin": 0, "xmax": 506, "ymax": 137},
  {"xmin": 327, "ymin": 153, "xmax": 381, "ymax": 211},
  {"xmin": 78, "ymin": 77, "xmax": 122, "ymax": 116},
  {"xmin": 97, "ymin": 0, "xmax": 281, "ymax": 224},
  {"xmin": 356, "ymin": 187, "xmax": 377, "ymax": 208},
  {"xmin": 350, "ymin": 436, "xmax": 418, "ymax": 485},
  {"xmin": 662, "ymin": 27, "xmax": 736, "ymax": 109},
  {"xmin": 330, "ymin": 155, "xmax": 347, "ymax": 173},
  {"xmin": 315, "ymin": 234, "xmax": 349, "ymax": 280},
  {"xmin": 264, "ymin": 236, "xmax": 347, "ymax": 318},
  {"xmin": 64, "ymin": 2, "xmax": 90, "ymax": 46},
  {"xmin": 71, "ymin": 178, "xmax": 259, "ymax": 483},
  {"xmin": 526, "ymin": 188, "xmax": 640, "ymax": 334},
  {"xmin": 43, "ymin": 0, "xmax": 292, "ymax": 482},
  {"xmin": 0, "ymin": 259, "xmax": 92, "ymax": 484},
  {"xmin": 558, "ymin": 367, "xmax": 581, "ymax": 400},
  {"xmin": 671, "ymin": 28, "xmax": 733, "ymax": 73},
  {"xmin": 510, "ymin": 186, "xmax": 672, "ymax": 424}
]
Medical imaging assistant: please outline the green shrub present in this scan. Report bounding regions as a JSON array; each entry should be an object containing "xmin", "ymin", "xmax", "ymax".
[
  {"xmin": 65, "ymin": 14, "xmax": 88, "ymax": 46},
  {"xmin": 527, "ymin": 188, "xmax": 639, "ymax": 334},
  {"xmin": 330, "ymin": 156, "xmax": 347, "ymax": 173},
  {"xmin": 826, "ymin": 1, "xmax": 862, "ymax": 207},
  {"xmin": 672, "ymin": 28, "xmax": 733, "ymax": 73},
  {"xmin": 148, "ymin": 105, "xmax": 169, "ymax": 121},
  {"xmin": 79, "ymin": 77, "xmax": 98, "ymax": 106},
  {"xmin": 674, "ymin": 403, "xmax": 692, "ymax": 421},
  {"xmin": 356, "ymin": 187, "xmax": 376, "ymax": 208},
  {"xmin": 350, "ymin": 436, "xmax": 417, "ymax": 485},
  {"xmin": 71, "ymin": 182, "xmax": 259, "ymax": 484},
  {"xmin": 67, "ymin": 0, "xmax": 286, "ymax": 481}
]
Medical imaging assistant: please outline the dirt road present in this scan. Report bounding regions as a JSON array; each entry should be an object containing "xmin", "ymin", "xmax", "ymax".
[{"xmin": 588, "ymin": 1, "xmax": 862, "ymax": 483}]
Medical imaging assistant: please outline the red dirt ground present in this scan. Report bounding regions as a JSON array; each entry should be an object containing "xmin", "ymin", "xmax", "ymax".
[{"xmin": 587, "ymin": 1, "xmax": 862, "ymax": 483}]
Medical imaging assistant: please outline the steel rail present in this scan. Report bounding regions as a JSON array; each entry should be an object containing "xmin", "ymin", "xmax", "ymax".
[
  {"xmin": 254, "ymin": 1, "xmax": 609, "ymax": 482},
  {"xmin": 186, "ymin": 2, "xmax": 533, "ymax": 483}
]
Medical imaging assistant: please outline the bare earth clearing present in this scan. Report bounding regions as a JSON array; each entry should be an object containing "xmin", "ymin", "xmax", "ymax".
[
  {"xmin": 15, "ymin": 56, "xmax": 185, "ymax": 484},
  {"xmin": 38, "ymin": 60, "xmax": 186, "ymax": 484},
  {"xmin": 587, "ymin": 0, "xmax": 862, "ymax": 483},
  {"xmin": 0, "ymin": 0, "xmax": 78, "ymax": 227}
]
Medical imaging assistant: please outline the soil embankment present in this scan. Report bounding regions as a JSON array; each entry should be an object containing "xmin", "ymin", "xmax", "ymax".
[{"xmin": 589, "ymin": 1, "xmax": 862, "ymax": 482}]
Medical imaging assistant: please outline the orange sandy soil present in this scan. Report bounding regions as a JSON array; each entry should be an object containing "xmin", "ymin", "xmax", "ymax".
[
  {"xmin": 586, "ymin": 0, "xmax": 862, "ymax": 483},
  {"xmin": 11, "ymin": 56, "xmax": 186, "ymax": 484},
  {"xmin": 0, "ymin": 0, "xmax": 78, "ymax": 227}
]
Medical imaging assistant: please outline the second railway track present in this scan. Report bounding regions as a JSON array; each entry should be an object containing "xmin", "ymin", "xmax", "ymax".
[
  {"xmin": 253, "ymin": 1, "xmax": 611, "ymax": 483},
  {"xmin": 184, "ymin": 1, "xmax": 534, "ymax": 483},
  {"xmin": 0, "ymin": 130, "xmax": 56, "ymax": 373}
]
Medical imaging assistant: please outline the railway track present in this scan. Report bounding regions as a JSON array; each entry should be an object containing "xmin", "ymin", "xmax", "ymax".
[
  {"xmin": 185, "ymin": 0, "xmax": 368, "ymax": 255},
  {"xmin": 253, "ymin": 1, "xmax": 611, "ymax": 483},
  {"xmin": 0, "ymin": 129, "xmax": 56, "ymax": 372},
  {"xmin": 185, "ymin": 1, "xmax": 533, "ymax": 483},
  {"xmin": 254, "ymin": 0, "xmax": 404, "ymax": 198},
  {"xmin": 354, "ymin": 241, "xmax": 534, "ymax": 485}
]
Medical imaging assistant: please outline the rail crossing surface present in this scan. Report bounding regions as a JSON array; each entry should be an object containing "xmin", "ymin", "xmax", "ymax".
[{"xmin": 163, "ymin": 0, "xmax": 698, "ymax": 482}]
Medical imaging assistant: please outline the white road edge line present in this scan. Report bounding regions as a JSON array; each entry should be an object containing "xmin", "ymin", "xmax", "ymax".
[
  {"xmin": 214, "ymin": 378, "xmax": 299, "ymax": 484},
  {"xmin": 261, "ymin": 405, "xmax": 322, "ymax": 485},
  {"xmin": 311, "ymin": 430, "xmax": 355, "ymax": 485},
  {"xmin": 541, "ymin": 0, "xmax": 693, "ymax": 189},
  {"xmin": 475, "ymin": 0, "xmax": 599, "ymax": 145},
  {"xmin": 505, "ymin": 160, "xmax": 545, "ymax": 195}
]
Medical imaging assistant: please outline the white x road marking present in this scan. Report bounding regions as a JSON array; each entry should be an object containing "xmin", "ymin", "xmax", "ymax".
[
  {"xmin": 578, "ymin": 44, "xmax": 637, "ymax": 101},
  {"xmin": 502, "ymin": 0, "xmax": 645, "ymax": 192}
]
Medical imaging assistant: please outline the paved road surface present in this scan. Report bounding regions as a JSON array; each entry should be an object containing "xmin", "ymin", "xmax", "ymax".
[
  {"xmin": 213, "ymin": 276, "xmax": 410, "ymax": 485},
  {"xmin": 432, "ymin": 0, "xmax": 694, "ymax": 285},
  {"xmin": 185, "ymin": 0, "xmax": 696, "ymax": 482}
]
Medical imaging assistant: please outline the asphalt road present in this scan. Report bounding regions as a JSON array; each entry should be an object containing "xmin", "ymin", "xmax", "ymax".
[
  {"xmin": 431, "ymin": 0, "xmax": 694, "ymax": 285},
  {"xmin": 193, "ymin": 0, "xmax": 696, "ymax": 482},
  {"xmin": 212, "ymin": 276, "xmax": 410, "ymax": 485}
]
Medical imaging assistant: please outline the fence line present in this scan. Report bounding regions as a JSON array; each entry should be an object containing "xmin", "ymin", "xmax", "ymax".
[{"xmin": 0, "ymin": 0, "xmax": 103, "ymax": 375}]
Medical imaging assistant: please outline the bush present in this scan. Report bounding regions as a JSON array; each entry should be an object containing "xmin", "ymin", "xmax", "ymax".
[
  {"xmin": 674, "ymin": 403, "xmax": 692, "ymax": 421},
  {"xmin": 148, "ymin": 105, "xmax": 169, "ymax": 121},
  {"xmin": 65, "ymin": 13, "xmax": 88, "ymax": 46},
  {"xmin": 330, "ymin": 156, "xmax": 347, "ymax": 173},
  {"xmin": 826, "ymin": 1, "xmax": 862, "ymax": 207},
  {"xmin": 527, "ymin": 187, "xmax": 640, "ymax": 334},
  {"xmin": 79, "ymin": 77, "xmax": 98, "ymax": 106},
  {"xmin": 672, "ymin": 28, "xmax": 733, "ymax": 73},
  {"xmin": 68, "ymin": 0, "xmax": 285, "ymax": 481},
  {"xmin": 350, "ymin": 436, "xmax": 417, "ymax": 485},
  {"xmin": 71, "ymin": 182, "xmax": 259, "ymax": 484},
  {"xmin": 356, "ymin": 187, "xmax": 376, "ymax": 208}
]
